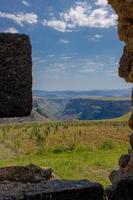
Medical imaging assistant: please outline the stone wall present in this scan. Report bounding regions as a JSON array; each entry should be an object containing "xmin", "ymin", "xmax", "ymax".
[
  {"xmin": 0, "ymin": 164, "xmax": 104, "ymax": 200},
  {"xmin": 108, "ymin": 0, "xmax": 133, "ymax": 83},
  {"xmin": 0, "ymin": 33, "xmax": 32, "ymax": 117},
  {"xmin": 106, "ymin": 1, "xmax": 133, "ymax": 199}
]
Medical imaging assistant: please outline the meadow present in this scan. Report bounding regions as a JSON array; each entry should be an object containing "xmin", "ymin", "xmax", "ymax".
[{"xmin": 0, "ymin": 120, "xmax": 130, "ymax": 186}]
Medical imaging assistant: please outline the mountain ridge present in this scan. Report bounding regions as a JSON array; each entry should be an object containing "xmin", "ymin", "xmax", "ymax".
[{"xmin": 33, "ymin": 89, "xmax": 131, "ymax": 98}]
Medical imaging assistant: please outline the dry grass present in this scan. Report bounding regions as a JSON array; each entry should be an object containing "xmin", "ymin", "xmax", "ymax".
[
  {"xmin": 0, "ymin": 120, "xmax": 130, "ymax": 186},
  {"xmin": 0, "ymin": 121, "xmax": 130, "ymax": 159}
]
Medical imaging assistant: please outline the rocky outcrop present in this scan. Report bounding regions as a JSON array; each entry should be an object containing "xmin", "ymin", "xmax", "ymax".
[
  {"xmin": 108, "ymin": 0, "xmax": 133, "ymax": 82},
  {"xmin": 0, "ymin": 33, "xmax": 32, "ymax": 117},
  {"xmin": 106, "ymin": 175, "xmax": 133, "ymax": 200},
  {"xmin": 109, "ymin": 150, "xmax": 133, "ymax": 185},
  {"xmin": 0, "ymin": 180, "xmax": 104, "ymax": 200},
  {"xmin": 106, "ymin": 1, "xmax": 133, "ymax": 198},
  {"xmin": 0, "ymin": 164, "xmax": 53, "ymax": 183},
  {"xmin": 0, "ymin": 164, "xmax": 104, "ymax": 200}
]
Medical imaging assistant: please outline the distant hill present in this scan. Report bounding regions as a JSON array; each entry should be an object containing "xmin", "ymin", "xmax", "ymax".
[
  {"xmin": 114, "ymin": 112, "xmax": 131, "ymax": 121},
  {"xmin": 0, "ymin": 89, "xmax": 131, "ymax": 124},
  {"xmin": 33, "ymin": 96, "xmax": 68, "ymax": 119},
  {"xmin": 33, "ymin": 89, "xmax": 131, "ymax": 98},
  {"xmin": 33, "ymin": 96, "xmax": 131, "ymax": 120},
  {"xmin": 59, "ymin": 99, "xmax": 131, "ymax": 120}
]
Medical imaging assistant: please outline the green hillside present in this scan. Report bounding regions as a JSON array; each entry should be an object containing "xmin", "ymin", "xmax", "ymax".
[
  {"xmin": 114, "ymin": 112, "xmax": 131, "ymax": 121},
  {"xmin": 33, "ymin": 96, "xmax": 131, "ymax": 121}
]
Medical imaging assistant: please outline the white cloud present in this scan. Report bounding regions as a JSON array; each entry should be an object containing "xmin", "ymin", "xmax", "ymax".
[
  {"xmin": 95, "ymin": 0, "xmax": 107, "ymax": 6},
  {"xmin": 42, "ymin": 19, "xmax": 66, "ymax": 32},
  {"xmin": 0, "ymin": 12, "xmax": 38, "ymax": 26},
  {"xmin": 88, "ymin": 34, "xmax": 103, "ymax": 41},
  {"xmin": 59, "ymin": 39, "xmax": 69, "ymax": 44},
  {"xmin": 22, "ymin": 0, "xmax": 30, "ymax": 7},
  {"xmin": 4, "ymin": 27, "xmax": 19, "ymax": 33},
  {"xmin": 43, "ymin": 1, "xmax": 117, "ymax": 32}
]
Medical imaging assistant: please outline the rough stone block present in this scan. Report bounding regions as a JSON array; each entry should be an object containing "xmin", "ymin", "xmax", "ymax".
[
  {"xmin": 0, "ymin": 180, "xmax": 104, "ymax": 200},
  {"xmin": 108, "ymin": 0, "xmax": 133, "ymax": 83},
  {"xmin": 0, "ymin": 165, "xmax": 104, "ymax": 200},
  {"xmin": 119, "ymin": 46, "xmax": 133, "ymax": 83},
  {"xmin": 107, "ymin": 175, "xmax": 133, "ymax": 200},
  {"xmin": 0, "ymin": 33, "xmax": 32, "ymax": 117}
]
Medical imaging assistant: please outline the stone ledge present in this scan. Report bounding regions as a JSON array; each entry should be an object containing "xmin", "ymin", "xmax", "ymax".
[
  {"xmin": 0, "ymin": 165, "xmax": 104, "ymax": 200},
  {"xmin": 0, "ymin": 180, "xmax": 104, "ymax": 200}
]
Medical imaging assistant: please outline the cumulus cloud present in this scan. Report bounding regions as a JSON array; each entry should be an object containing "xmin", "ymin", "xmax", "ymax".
[
  {"xmin": 42, "ymin": 19, "xmax": 66, "ymax": 32},
  {"xmin": 22, "ymin": 1, "xmax": 30, "ymax": 7},
  {"xmin": 43, "ymin": 1, "xmax": 117, "ymax": 32},
  {"xmin": 4, "ymin": 27, "xmax": 19, "ymax": 33},
  {"xmin": 95, "ymin": 0, "xmax": 107, "ymax": 6},
  {"xmin": 0, "ymin": 12, "xmax": 38, "ymax": 26}
]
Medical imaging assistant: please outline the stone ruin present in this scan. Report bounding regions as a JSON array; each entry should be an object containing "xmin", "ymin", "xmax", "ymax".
[
  {"xmin": 0, "ymin": 33, "xmax": 32, "ymax": 117},
  {"xmin": 105, "ymin": 0, "xmax": 133, "ymax": 199},
  {"xmin": 0, "ymin": 33, "xmax": 105, "ymax": 199},
  {"xmin": 108, "ymin": 0, "xmax": 133, "ymax": 83},
  {"xmin": 0, "ymin": 164, "xmax": 104, "ymax": 200},
  {"xmin": 0, "ymin": 1, "xmax": 133, "ymax": 199}
]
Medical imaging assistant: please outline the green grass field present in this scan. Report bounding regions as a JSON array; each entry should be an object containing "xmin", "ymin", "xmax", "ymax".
[{"xmin": 0, "ymin": 119, "xmax": 130, "ymax": 186}]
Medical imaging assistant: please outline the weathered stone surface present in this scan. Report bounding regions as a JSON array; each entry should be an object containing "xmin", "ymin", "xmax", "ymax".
[
  {"xmin": 108, "ymin": 0, "xmax": 133, "ymax": 19},
  {"xmin": 0, "ymin": 164, "xmax": 53, "ymax": 183},
  {"xmin": 0, "ymin": 33, "xmax": 32, "ymax": 117},
  {"xmin": 107, "ymin": 0, "xmax": 133, "ymax": 193},
  {"xmin": 119, "ymin": 154, "xmax": 130, "ymax": 168},
  {"xmin": 109, "ymin": 169, "xmax": 124, "ymax": 184},
  {"xmin": 0, "ymin": 165, "xmax": 104, "ymax": 200},
  {"xmin": 119, "ymin": 46, "xmax": 133, "ymax": 82},
  {"xmin": 0, "ymin": 180, "xmax": 104, "ymax": 200},
  {"xmin": 109, "ymin": 150, "xmax": 133, "ymax": 184},
  {"xmin": 108, "ymin": 0, "xmax": 133, "ymax": 82},
  {"xmin": 107, "ymin": 175, "xmax": 133, "ymax": 200}
]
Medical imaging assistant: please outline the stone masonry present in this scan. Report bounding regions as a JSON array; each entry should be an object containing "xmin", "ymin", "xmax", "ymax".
[{"xmin": 0, "ymin": 33, "xmax": 32, "ymax": 117}]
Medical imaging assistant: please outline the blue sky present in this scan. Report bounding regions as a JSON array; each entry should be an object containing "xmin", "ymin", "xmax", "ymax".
[{"xmin": 0, "ymin": 0, "xmax": 130, "ymax": 90}]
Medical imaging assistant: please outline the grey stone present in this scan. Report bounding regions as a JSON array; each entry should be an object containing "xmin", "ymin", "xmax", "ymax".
[
  {"xmin": 0, "ymin": 180, "xmax": 104, "ymax": 200},
  {"xmin": 119, "ymin": 46, "xmax": 133, "ymax": 83},
  {"xmin": 107, "ymin": 175, "xmax": 133, "ymax": 200},
  {"xmin": 109, "ymin": 169, "xmax": 123, "ymax": 184},
  {"xmin": 0, "ymin": 164, "xmax": 53, "ymax": 183},
  {"xmin": 118, "ymin": 154, "xmax": 130, "ymax": 168},
  {"xmin": 0, "ymin": 165, "xmax": 104, "ymax": 200},
  {"xmin": 0, "ymin": 33, "xmax": 32, "ymax": 117}
]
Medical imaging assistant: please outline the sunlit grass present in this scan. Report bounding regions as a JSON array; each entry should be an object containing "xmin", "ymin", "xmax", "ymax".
[{"xmin": 0, "ymin": 120, "xmax": 130, "ymax": 186}]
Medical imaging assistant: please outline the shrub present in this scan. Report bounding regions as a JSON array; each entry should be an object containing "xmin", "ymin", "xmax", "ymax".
[
  {"xmin": 100, "ymin": 139, "xmax": 116, "ymax": 150},
  {"xmin": 52, "ymin": 143, "xmax": 76, "ymax": 154}
]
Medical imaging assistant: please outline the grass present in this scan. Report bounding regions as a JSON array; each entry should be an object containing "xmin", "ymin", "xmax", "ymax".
[
  {"xmin": 0, "ymin": 145, "xmax": 129, "ymax": 186},
  {"xmin": 0, "ymin": 120, "xmax": 130, "ymax": 186}
]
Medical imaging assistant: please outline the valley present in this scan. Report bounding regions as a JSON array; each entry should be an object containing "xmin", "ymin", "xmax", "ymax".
[{"xmin": 33, "ymin": 89, "xmax": 131, "ymax": 120}]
